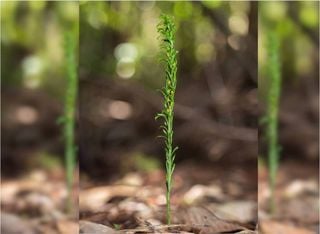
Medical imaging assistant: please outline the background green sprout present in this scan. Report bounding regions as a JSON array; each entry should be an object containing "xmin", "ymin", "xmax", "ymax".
[
  {"xmin": 266, "ymin": 31, "xmax": 281, "ymax": 214},
  {"xmin": 63, "ymin": 31, "xmax": 78, "ymax": 213}
]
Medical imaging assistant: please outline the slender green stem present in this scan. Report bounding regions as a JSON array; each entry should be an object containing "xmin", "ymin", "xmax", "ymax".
[
  {"xmin": 156, "ymin": 14, "xmax": 178, "ymax": 225},
  {"xmin": 266, "ymin": 32, "xmax": 281, "ymax": 214},
  {"xmin": 63, "ymin": 31, "xmax": 77, "ymax": 213}
]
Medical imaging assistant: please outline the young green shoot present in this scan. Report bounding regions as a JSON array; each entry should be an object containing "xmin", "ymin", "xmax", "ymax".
[
  {"xmin": 63, "ymin": 31, "xmax": 77, "ymax": 213},
  {"xmin": 266, "ymin": 32, "xmax": 281, "ymax": 214},
  {"xmin": 156, "ymin": 14, "xmax": 178, "ymax": 225}
]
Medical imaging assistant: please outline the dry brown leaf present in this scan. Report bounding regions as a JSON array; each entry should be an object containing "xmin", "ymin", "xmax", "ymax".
[
  {"xmin": 209, "ymin": 200, "xmax": 257, "ymax": 223},
  {"xmin": 178, "ymin": 206, "xmax": 248, "ymax": 233},
  {"xmin": 260, "ymin": 220, "xmax": 314, "ymax": 234},
  {"xmin": 279, "ymin": 196, "xmax": 319, "ymax": 224},
  {"xmin": 80, "ymin": 221, "xmax": 120, "ymax": 234},
  {"xmin": 80, "ymin": 185, "xmax": 138, "ymax": 211},
  {"xmin": 235, "ymin": 231, "xmax": 257, "ymax": 234},
  {"xmin": 56, "ymin": 220, "xmax": 79, "ymax": 234},
  {"xmin": 1, "ymin": 212, "xmax": 35, "ymax": 234},
  {"xmin": 183, "ymin": 184, "xmax": 223, "ymax": 204}
]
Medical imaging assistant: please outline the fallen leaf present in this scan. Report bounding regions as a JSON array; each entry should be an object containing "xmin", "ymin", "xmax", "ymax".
[
  {"xmin": 210, "ymin": 200, "xmax": 257, "ymax": 223},
  {"xmin": 80, "ymin": 221, "xmax": 120, "ymax": 234},
  {"xmin": 80, "ymin": 185, "xmax": 138, "ymax": 211},
  {"xmin": 56, "ymin": 220, "xmax": 79, "ymax": 234},
  {"xmin": 183, "ymin": 184, "xmax": 223, "ymax": 204},
  {"xmin": 260, "ymin": 220, "xmax": 314, "ymax": 234},
  {"xmin": 178, "ymin": 206, "xmax": 248, "ymax": 233},
  {"xmin": 1, "ymin": 212, "xmax": 35, "ymax": 234}
]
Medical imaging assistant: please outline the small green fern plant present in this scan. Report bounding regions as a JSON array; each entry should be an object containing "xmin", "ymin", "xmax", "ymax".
[
  {"xmin": 266, "ymin": 32, "xmax": 281, "ymax": 214},
  {"xmin": 156, "ymin": 14, "xmax": 178, "ymax": 225},
  {"xmin": 63, "ymin": 31, "xmax": 77, "ymax": 213}
]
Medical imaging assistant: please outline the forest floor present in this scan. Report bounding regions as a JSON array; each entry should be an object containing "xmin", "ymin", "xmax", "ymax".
[
  {"xmin": 1, "ymin": 159, "xmax": 317, "ymax": 234},
  {"xmin": 258, "ymin": 159, "xmax": 318, "ymax": 234},
  {"xmin": 1, "ymin": 166, "xmax": 79, "ymax": 234},
  {"xmin": 79, "ymin": 160, "xmax": 258, "ymax": 233}
]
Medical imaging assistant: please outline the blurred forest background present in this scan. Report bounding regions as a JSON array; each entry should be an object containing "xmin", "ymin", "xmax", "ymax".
[
  {"xmin": 1, "ymin": 0, "xmax": 317, "ymax": 196},
  {"xmin": 259, "ymin": 1, "xmax": 319, "ymax": 162},
  {"xmin": 2, "ymin": 1, "xmax": 78, "ymax": 176},
  {"xmin": 79, "ymin": 1, "xmax": 258, "ymax": 179},
  {"xmin": 1, "ymin": 2, "xmax": 80, "ymax": 233},
  {"xmin": 258, "ymin": 2, "xmax": 319, "ymax": 232},
  {"xmin": 0, "ymin": 0, "xmax": 319, "ymax": 232}
]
